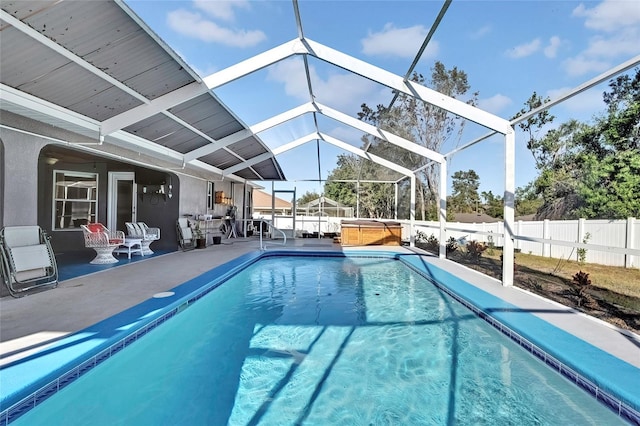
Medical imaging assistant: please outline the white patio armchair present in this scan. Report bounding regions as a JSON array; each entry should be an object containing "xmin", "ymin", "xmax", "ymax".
[
  {"xmin": 81, "ymin": 223, "xmax": 125, "ymax": 264},
  {"xmin": 125, "ymin": 222, "xmax": 160, "ymax": 255}
]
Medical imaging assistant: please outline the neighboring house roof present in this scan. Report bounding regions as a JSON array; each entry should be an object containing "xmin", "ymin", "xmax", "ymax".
[
  {"xmin": 515, "ymin": 214, "xmax": 537, "ymax": 221},
  {"xmin": 253, "ymin": 189, "xmax": 292, "ymax": 209},
  {"xmin": 452, "ymin": 213, "xmax": 501, "ymax": 223}
]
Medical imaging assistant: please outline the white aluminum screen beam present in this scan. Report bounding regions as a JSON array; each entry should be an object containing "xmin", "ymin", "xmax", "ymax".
[
  {"xmin": 302, "ymin": 39, "xmax": 512, "ymax": 135},
  {"xmin": 221, "ymin": 133, "xmax": 317, "ymax": 176},
  {"xmin": 183, "ymin": 129, "xmax": 253, "ymax": 162},
  {"xmin": 315, "ymin": 102, "xmax": 445, "ymax": 164},
  {"xmin": 445, "ymin": 54, "xmax": 640, "ymax": 159},
  {"xmin": 319, "ymin": 133, "xmax": 415, "ymax": 177},
  {"xmin": 1, "ymin": 84, "xmax": 101, "ymax": 134},
  {"xmin": 250, "ymin": 103, "xmax": 317, "ymax": 134},
  {"xmin": 100, "ymin": 39, "xmax": 302, "ymax": 135}
]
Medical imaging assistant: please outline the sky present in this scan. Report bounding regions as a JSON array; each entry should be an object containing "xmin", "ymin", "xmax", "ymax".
[{"xmin": 124, "ymin": 0, "xmax": 640, "ymax": 201}]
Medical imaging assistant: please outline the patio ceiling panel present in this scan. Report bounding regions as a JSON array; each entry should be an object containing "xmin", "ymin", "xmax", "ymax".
[
  {"xmin": 199, "ymin": 150, "xmax": 243, "ymax": 170},
  {"xmin": 241, "ymin": 158, "xmax": 284, "ymax": 180},
  {"xmin": 7, "ymin": 0, "xmax": 197, "ymax": 101},
  {"xmin": 168, "ymin": 96, "xmax": 244, "ymax": 142},
  {"xmin": 124, "ymin": 114, "xmax": 195, "ymax": 145},
  {"xmin": 228, "ymin": 138, "xmax": 269, "ymax": 160},
  {"xmin": 0, "ymin": 0, "xmax": 287, "ymax": 183}
]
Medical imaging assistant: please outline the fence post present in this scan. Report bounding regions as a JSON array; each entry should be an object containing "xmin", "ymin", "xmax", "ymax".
[
  {"xmin": 516, "ymin": 220, "xmax": 522, "ymax": 251},
  {"xmin": 626, "ymin": 217, "xmax": 636, "ymax": 268},
  {"xmin": 542, "ymin": 219, "xmax": 550, "ymax": 257},
  {"xmin": 577, "ymin": 218, "xmax": 585, "ymax": 262}
]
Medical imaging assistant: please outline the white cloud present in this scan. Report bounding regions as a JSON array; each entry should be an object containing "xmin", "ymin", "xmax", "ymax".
[
  {"xmin": 266, "ymin": 58, "xmax": 388, "ymax": 114},
  {"xmin": 564, "ymin": 1, "xmax": 640, "ymax": 78},
  {"xmin": 583, "ymin": 28, "xmax": 640, "ymax": 58},
  {"xmin": 167, "ymin": 9, "xmax": 265, "ymax": 47},
  {"xmin": 505, "ymin": 38, "xmax": 541, "ymax": 58},
  {"xmin": 470, "ymin": 25, "xmax": 491, "ymax": 39},
  {"xmin": 543, "ymin": 36, "xmax": 562, "ymax": 58},
  {"xmin": 361, "ymin": 23, "xmax": 438, "ymax": 58},
  {"xmin": 562, "ymin": 55, "xmax": 611, "ymax": 77},
  {"xmin": 478, "ymin": 94, "xmax": 512, "ymax": 115},
  {"xmin": 193, "ymin": 0, "xmax": 250, "ymax": 21},
  {"xmin": 572, "ymin": 0, "xmax": 640, "ymax": 32}
]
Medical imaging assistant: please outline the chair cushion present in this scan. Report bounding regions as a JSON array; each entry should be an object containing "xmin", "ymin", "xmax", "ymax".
[{"xmin": 86, "ymin": 223, "xmax": 105, "ymax": 233}]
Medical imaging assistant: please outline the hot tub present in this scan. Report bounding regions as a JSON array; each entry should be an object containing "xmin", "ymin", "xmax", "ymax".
[{"xmin": 340, "ymin": 220, "xmax": 402, "ymax": 246}]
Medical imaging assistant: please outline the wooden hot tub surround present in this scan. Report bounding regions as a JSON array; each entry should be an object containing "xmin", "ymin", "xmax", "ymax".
[{"xmin": 340, "ymin": 220, "xmax": 402, "ymax": 246}]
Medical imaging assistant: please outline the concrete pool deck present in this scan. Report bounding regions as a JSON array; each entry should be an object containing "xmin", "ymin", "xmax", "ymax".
[{"xmin": 1, "ymin": 236, "xmax": 639, "ymax": 370}]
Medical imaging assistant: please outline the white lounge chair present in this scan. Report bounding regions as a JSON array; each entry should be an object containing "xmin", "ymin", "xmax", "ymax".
[
  {"xmin": 177, "ymin": 218, "xmax": 196, "ymax": 251},
  {"xmin": 125, "ymin": 222, "xmax": 160, "ymax": 255},
  {"xmin": 0, "ymin": 225, "xmax": 59, "ymax": 297}
]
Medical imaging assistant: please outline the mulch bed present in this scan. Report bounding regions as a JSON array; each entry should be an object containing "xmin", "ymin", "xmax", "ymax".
[{"xmin": 421, "ymin": 246, "xmax": 640, "ymax": 334}]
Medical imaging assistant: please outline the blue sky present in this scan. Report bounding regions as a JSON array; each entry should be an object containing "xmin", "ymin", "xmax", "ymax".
[{"xmin": 125, "ymin": 0, "xmax": 640, "ymax": 200}]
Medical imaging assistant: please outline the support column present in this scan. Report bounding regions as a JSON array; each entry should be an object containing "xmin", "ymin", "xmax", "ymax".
[
  {"xmin": 410, "ymin": 174, "xmax": 416, "ymax": 247},
  {"xmin": 502, "ymin": 130, "xmax": 515, "ymax": 287},
  {"xmin": 394, "ymin": 182, "xmax": 398, "ymax": 220},
  {"xmin": 577, "ymin": 218, "xmax": 585, "ymax": 262},
  {"xmin": 439, "ymin": 160, "xmax": 447, "ymax": 259},
  {"xmin": 626, "ymin": 217, "xmax": 636, "ymax": 268},
  {"xmin": 542, "ymin": 219, "xmax": 550, "ymax": 257}
]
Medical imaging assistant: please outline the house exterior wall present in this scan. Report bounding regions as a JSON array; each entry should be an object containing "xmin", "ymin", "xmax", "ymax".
[{"xmin": 1, "ymin": 127, "xmax": 46, "ymax": 227}]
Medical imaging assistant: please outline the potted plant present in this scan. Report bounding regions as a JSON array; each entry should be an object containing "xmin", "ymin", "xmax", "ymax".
[{"xmin": 192, "ymin": 222, "xmax": 206, "ymax": 249}]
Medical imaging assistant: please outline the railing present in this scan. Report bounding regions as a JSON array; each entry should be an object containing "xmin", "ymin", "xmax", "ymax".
[{"xmin": 258, "ymin": 220, "xmax": 287, "ymax": 251}]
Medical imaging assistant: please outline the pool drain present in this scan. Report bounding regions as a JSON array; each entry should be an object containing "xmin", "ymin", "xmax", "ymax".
[{"xmin": 153, "ymin": 291, "xmax": 175, "ymax": 298}]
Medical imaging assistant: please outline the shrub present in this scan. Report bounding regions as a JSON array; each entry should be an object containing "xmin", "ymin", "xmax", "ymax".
[
  {"xmin": 426, "ymin": 234, "xmax": 440, "ymax": 253},
  {"xmin": 571, "ymin": 271, "xmax": 592, "ymax": 306},
  {"xmin": 446, "ymin": 236, "xmax": 458, "ymax": 254},
  {"xmin": 466, "ymin": 240, "xmax": 487, "ymax": 263}
]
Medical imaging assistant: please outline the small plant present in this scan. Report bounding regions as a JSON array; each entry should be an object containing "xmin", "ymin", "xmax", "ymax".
[
  {"xmin": 426, "ymin": 234, "xmax": 440, "ymax": 253},
  {"xmin": 571, "ymin": 270, "xmax": 592, "ymax": 307},
  {"xmin": 577, "ymin": 232, "xmax": 591, "ymax": 265},
  {"xmin": 486, "ymin": 232, "xmax": 495, "ymax": 256},
  {"xmin": 466, "ymin": 240, "xmax": 487, "ymax": 263},
  {"xmin": 415, "ymin": 230, "xmax": 429, "ymax": 243},
  {"xmin": 446, "ymin": 236, "xmax": 458, "ymax": 254}
]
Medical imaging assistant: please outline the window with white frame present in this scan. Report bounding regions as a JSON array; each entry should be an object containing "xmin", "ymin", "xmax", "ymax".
[{"xmin": 53, "ymin": 170, "xmax": 98, "ymax": 230}]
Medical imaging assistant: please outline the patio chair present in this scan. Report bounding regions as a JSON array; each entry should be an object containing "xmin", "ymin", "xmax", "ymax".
[
  {"xmin": 0, "ymin": 225, "xmax": 59, "ymax": 297},
  {"xmin": 177, "ymin": 218, "xmax": 196, "ymax": 251},
  {"xmin": 81, "ymin": 223, "xmax": 125, "ymax": 264},
  {"xmin": 125, "ymin": 222, "xmax": 160, "ymax": 255}
]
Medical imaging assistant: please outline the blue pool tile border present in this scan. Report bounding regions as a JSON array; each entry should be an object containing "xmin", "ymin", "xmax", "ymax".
[{"xmin": 1, "ymin": 249, "xmax": 639, "ymax": 425}]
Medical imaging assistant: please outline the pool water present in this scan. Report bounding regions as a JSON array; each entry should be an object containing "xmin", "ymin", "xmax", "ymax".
[{"xmin": 14, "ymin": 256, "xmax": 624, "ymax": 425}]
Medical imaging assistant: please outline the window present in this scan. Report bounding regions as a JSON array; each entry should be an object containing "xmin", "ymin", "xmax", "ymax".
[
  {"xmin": 53, "ymin": 171, "xmax": 98, "ymax": 230},
  {"xmin": 207, "ymin": 181, "xmax": 214, "ymax": 210}
]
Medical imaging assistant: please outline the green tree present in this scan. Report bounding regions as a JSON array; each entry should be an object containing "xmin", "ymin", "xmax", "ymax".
[
  {"xmin": 514, "ymin": 183, "xmax": 542, "ymax": 217},
  {"xmin": 297, "ymin": 191, "xmax": 320, "ymax": 205},
  {"xmin": 449, "ymin": 170, "xmax": 480, "ymax": 213},
  {"xmin": 481, "ymin": 190, "xmax": 504, "ymax": 218},
  {"xmin": 348, "ymin": 62, "xmax": 477, "ymax": 220},
  {"xmin": 519, "ymin": 68, "xmax": 640, "ymax": 219}
]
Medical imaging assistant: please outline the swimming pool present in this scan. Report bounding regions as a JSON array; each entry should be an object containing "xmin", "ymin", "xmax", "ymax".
[{"xmin": 1, "ymin": 251, "xmax": 639, "ymax": 424}]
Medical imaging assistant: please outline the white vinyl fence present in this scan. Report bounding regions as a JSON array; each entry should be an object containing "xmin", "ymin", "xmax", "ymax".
[
  {"xmin": 263, "ymin": 215, "xmax": 638, "ymax": 268},
  {"xmin": 410, "ymin": 218, "xmax": 639, "ymax": 269}
]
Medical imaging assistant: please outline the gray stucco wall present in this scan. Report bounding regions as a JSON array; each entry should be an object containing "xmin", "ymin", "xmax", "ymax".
[{"xmin": 1, "ymin": 128, "xmax": 47, "ymax": 226}]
